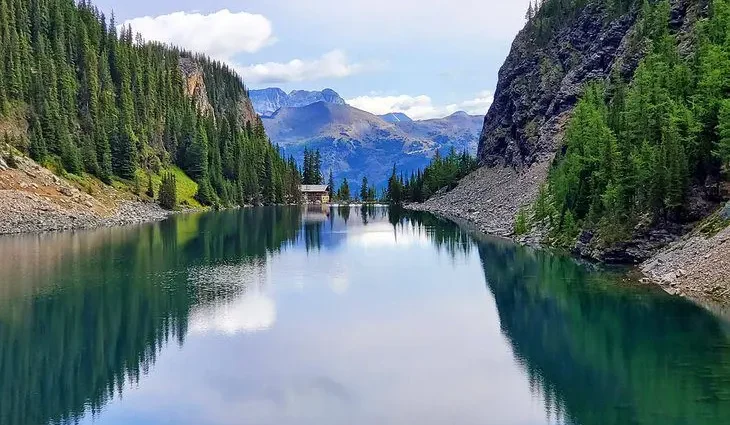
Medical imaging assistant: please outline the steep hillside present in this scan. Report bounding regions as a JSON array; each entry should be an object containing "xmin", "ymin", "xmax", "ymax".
[
  {"xmin": 416, "ymin": 0, "xmax": 652, "ymax": 233},
  {"xmin": 479, "ymin": 0, "xmax": 647, "ymax": 167},
  {"xmin": 262, "ymin": 102, "xmax": 482, "ymax": 187},
  {"xmin": 418, "ymin": 0, "xmax": 730, "ymax": 302},
  {"xmin": 0, "ymin": 0, "xmax": 300, "ymax": 234}
]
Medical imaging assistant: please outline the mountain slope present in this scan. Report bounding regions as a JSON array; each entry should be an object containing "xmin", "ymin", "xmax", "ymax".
[
  {"xmin": 0, "ymin": 0, "xmax": 300, "ymax": 229},
  {"xmin": 416, "ymin": 0, "xmax": 730, "ymax": 302},
  {"xmin": 262, "ymin": 102, "xmax": 482, "ymax": 187},
  {"xmin": 415, "ymin": 0, "xmax": 670, "ymax": 232}
]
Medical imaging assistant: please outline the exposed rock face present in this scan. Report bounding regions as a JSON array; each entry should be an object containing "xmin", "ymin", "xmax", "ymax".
[
  {"xmin": 178, "ymin": 56, "xmax": 258, "ymax": 127},
  {"xmin": 178, "ymin": 57, "xmax": 215, "ymax": 118},
  {"xmin": 478, "ymin": 2, "xmax": 644, "ymax": 167},
  {"xmin": 478, "ymin": 0, "xmax": 705, "ymax": 168}
]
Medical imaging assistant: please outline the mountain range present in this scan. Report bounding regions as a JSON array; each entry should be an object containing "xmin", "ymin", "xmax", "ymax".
[
  {"xmin": 250, "ymin": 88, "xmax": 483, "ymax": 189},
  {"xmin": 250, "ymin": 88, "xmax": 346, "ymax": 116}
]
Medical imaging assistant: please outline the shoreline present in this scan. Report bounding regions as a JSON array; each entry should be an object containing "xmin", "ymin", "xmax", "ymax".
[{"xmin": 405, "ymin": 179, "xmax": 730, "ymax": 308}]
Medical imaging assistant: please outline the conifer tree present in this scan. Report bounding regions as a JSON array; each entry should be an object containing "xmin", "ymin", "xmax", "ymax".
[{"xmin": 360, "ymin": 176, "xmax": 369, "ymax": 202}]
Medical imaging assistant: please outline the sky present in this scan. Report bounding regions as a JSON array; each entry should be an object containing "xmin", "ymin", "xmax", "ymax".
[{"xmin": 92, "ymin": 0, "xmax": 532, "ymax": 119}]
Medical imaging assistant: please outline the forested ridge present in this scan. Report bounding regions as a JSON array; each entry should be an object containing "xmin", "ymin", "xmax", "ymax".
[
  {"xmin": 0, "ymin": 0, "xmax": 301, "ymax": 208},
  {"xmin": 517, "ymin": 0, "xmax": 730, "ymax": 246}
]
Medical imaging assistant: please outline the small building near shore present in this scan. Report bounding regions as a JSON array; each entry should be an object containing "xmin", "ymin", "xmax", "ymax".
[{"xmin": 300, "ymin": 185, "xmax": 330, "ymax": 204}]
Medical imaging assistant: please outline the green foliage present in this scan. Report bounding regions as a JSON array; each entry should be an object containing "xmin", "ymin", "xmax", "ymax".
[
  {"xmin": 337, "ymin": 178, "xmax": 351, "ymax": 202},
  {"xmin": 158, "ymin": 172, "xmax": 177, "ymax": 210},
  {"xmin": 715, "ymin": 99, "xmax": 730, "ymax": 170},
  {"xmin": 539, "ymin": 0, "xmax": 730, "ymax": 246},
  {"xmin": 360, "ymin": 176, "xmax": 369, "ymax": 201},
  {"xmin": 302, "ymin": 148, "xmax": 323, "ymax": 185},
  {"xmin": 393, "ymin": 148, "xmax": 479, "ymax": 204},
  {"xmin": 0, "ymin": 0, "xmax": 299, "ymax": 206},
  {"xmin": 514, "ymin": 207, "xmax": 531, "ymax": 236},
  {"xmin": 146, "ymin": 172, "xmax": 155, "ymax": 198}
]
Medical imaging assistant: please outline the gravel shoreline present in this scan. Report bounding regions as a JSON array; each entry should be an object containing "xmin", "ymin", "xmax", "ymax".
[
  {"xmin": 0, "ymin": 155, "xmax": 172, "ymax": 235},
  {"xmin": 0, "ymin": 191, "xmax": 171, "ymax": 235},
  {"xmin": 407, "ymin": 164, "xmax": 730, "ymax": 305}
]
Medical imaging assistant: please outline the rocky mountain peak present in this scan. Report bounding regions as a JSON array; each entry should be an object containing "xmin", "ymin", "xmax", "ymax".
[{"xmin": 250, "ymin": 87, "xmax": 346, "ymax": 116}]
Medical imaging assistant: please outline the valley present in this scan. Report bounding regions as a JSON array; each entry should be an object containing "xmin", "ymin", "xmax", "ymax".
[{"xmin": 250, "ymin": 88, "xmax": 483, "ymax": 188}]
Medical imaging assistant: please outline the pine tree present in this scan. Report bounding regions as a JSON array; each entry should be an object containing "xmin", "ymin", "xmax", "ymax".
[
  {"xmin": 338, "ymin": 178, "xmax": 351, "ymax": 202},
  {"xmin": 158, "ymin": 172, "xmax": 177, "ymax": 210},
  {"xmin": 715, "ymin": 99, "xmax": 730, "ymax": 170},
  {"xmin": 146, "ymin": 172, "xmax": 154, "ymax": 198},
  {"xmin": 28, "ymin": 116, "xmax": 46, "ymax": 162},
  {"xmin": 328, "ymin": 169, "xmax": 335, "ymax": 200},
  {"xmin": 360, "ymin": 176, "xmax": 369, "ymax": 202}
]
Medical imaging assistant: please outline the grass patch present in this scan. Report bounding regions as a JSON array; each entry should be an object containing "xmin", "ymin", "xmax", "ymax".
[
  {"xmin": 132, "ymin": 166, "xmax": 201, "ymax": 209},
  {"xmin": 697, "ymin": 210, "xmax": 730, "ymax": 238}
]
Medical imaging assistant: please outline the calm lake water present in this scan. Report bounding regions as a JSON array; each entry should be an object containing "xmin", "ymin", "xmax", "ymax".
[{"xmin": 1, "ymin": 206, "xmax": 730, "ymax": 425}]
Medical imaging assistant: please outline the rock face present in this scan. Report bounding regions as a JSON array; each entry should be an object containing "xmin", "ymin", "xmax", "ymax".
[
  {"xmin": 479, "ymin": 0, "xmax": 702, "ymax": 167},
  {"xmin": 479, "ymin": 2, "xmax": 643, "ymax": 166},
  {"xmin": 249, "ymin": 87, "xmax": 346, "ymax": 116},
  {"xmin": 178, "ymin": 56, "xmax": 258, "ymax": 127},
  {"xmin": 178, "ymin": 57, "xmax": 215, "ymax": 118}
]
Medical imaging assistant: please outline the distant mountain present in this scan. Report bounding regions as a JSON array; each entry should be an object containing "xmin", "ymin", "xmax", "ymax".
[
  {"xmin": 262, "ymin": 102, "xmax": 483, "ymax": 189},
  {"xmin": 379, "ymin": 112, "xmax": 413, "ymax": 123},
  {"xmin": 249, "ymin": 88, "xmax": 346, "ymax": 116}
]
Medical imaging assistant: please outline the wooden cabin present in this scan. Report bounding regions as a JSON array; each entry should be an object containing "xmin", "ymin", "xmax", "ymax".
[{"xmin": 300, "ymin": 185, "xmax": 330, "ymax": 204}]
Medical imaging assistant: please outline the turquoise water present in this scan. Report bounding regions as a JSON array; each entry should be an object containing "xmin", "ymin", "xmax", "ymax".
[{"xmin": 0, "ymin": 206, "xmax": 729, "ymax": 425}]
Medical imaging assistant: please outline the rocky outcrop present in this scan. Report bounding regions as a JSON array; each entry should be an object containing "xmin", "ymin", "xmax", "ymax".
[
  {"xmin": 641, "ymin": 207, "xmax": 730, "ymax": 301},
  {"xmin": 237, "ymin": 92, "xmax": 258, "ymax": 128},
  {"xmin": 478, "ymin": 1, "xmax": 644, "ymax": 167},
  {"xmin": 178, "ymin": 56, "xmax": 258, "ymax": 127},
  {"xmin": 179, "ymin": 57, "xmax": 215, "ymax": 118}
]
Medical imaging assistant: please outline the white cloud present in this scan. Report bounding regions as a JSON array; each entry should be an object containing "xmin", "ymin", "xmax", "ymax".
[
  {"xmin": 280, "ymin": 0, "xmax": 532, "ymax": 43},
  {"xmin": 123, "ymin": 10, "xmax": 275, "ymax": 61},
  {"xmin": 123, "ymin": 10, "xmax": 372, "ymax": 85},
  {"xmin": 238, "ymin": 50, "xmax": 367, "ymax": 84},
  {"xmin": 347, "ymin": 91, "xmax": 494, "ymax": 120}
]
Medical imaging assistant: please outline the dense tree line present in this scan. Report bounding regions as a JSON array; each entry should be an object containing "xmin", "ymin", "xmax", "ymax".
[
  {"xmin": 302, "ymin": 148, "xmax": 322, "ymax": 185},
  {"xmin": 0, "ymin": 0, "xmax": 300, "ymax": 207},
  {"xmin": 387, "ymin": 148, "xmax": 478, "ymax": 205},
  {"xmin": 524, "ymin": 0, "xmax": 730, "ymax": 245},
  {"xmin": 525, "ymin": 0, "xmax": 638, "ymax": 44}
]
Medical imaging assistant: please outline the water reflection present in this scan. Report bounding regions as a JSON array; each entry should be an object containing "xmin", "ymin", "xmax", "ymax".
[
  {"xmin": 477, "ymin": 239, "xmax": 730, "ymax": 425},
  {"xmin": 0, "ymin": 207, "xmax": 728, "ymax": 425}
]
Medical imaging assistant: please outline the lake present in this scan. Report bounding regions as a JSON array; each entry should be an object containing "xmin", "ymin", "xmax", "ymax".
[{"xmin": 1, "ymin": 206, "xmax": 729, "ymax": 425}]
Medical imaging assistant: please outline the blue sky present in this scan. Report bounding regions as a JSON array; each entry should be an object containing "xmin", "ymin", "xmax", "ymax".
[{"xmin": 92, "ymin": 0, "xmax": 531, "ymax": 119}]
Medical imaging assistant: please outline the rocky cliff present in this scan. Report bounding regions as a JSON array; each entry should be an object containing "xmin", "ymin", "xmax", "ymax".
[
  {"xmin": 178, "ymin": 57, "xmax": 215, "ymax": 118},
  {"xmin": 479, "ymin": 1, "xmax": 644, "ymax": 166},
  {"xmin": 179, "ymin": 56, "xmax": 258, "ymax": 127},
  {"xmin": 413, "ymin": 0, "xmax": 730, "ymax": 304},
  {"xmin": 478, "ymin": 0, "xmax": 706, "ymax": 167}
]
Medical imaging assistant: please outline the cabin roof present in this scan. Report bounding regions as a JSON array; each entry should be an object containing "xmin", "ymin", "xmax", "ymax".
[{"xmin": 300, "ymin": 185, "xmax": 329, "ymax": 193}]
